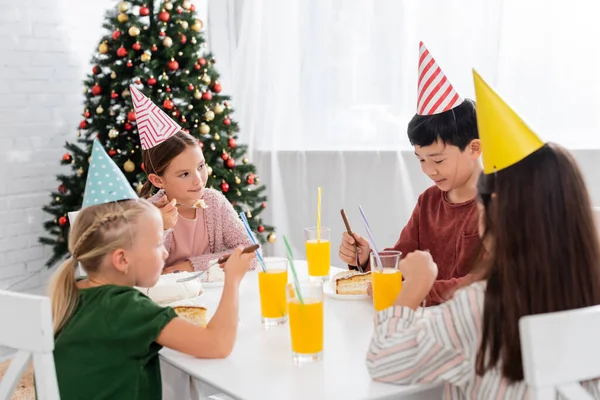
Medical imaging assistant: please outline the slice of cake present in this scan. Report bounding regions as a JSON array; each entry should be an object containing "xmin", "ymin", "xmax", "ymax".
[
  {"xmin": 203, "ymin": 262, "xmax": 225, "ymax": 282},
  {"xmin": 136, "ymin": 272, "xmax": 204, "ymax": 305},
  {"xmin": 333, "ymin": 270, "xmax": 372, "ymax": 295},
  {"xmin": 173, "ymin": 306, "xmax": 208, "ymax": 326}
]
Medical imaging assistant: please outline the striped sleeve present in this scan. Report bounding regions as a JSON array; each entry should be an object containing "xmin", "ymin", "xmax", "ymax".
[{"xmin": 366, "ymin": 283, "xmax": 484, "ymax": 387}]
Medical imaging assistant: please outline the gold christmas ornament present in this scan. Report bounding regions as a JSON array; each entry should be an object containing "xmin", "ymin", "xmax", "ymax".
[
  {"xmin": 191, "ymin": 20, "xmax": 203, "ymax": 32},
  {"xmin": 122, "ymin": 89, "xmax": 130, "ymax": 97},
  {"xmin": 164, "ymin": 2, "xmax": 173, "ymax": 10},
  {"xmin": 267, "ymin": 232, "xmax": 276, "ymax": 243},
  {"xmin": 187, "ymin": 104, "xmax": 193, "ymax": 110},
  {"xmin": 123, "ymin": 159, "xmax": 135, "ymax": 172},
  {"xmin": 163, "ymin": 36, "xmax": 173, "ymax": 48},
  {"xmin": 98, "ymin": 42, "xmax": 109, "ymax": 54},
  {"xmin": 204, "ymin": 110, "xmax": 215, "ymax": 121},
  {"xmin": 206, "ymin": 165, "xmax": 213, "ymax": 175},
  {"xmin": 210, "ymin": 143, "xmax": 216, "ymax": 151},
  {"xmin": 236, "ymin": 190, "xmax": 241, "ymax": 197},
  {"xmin": 77, "ymin": 167, "xmax": 84, "ymax": 176},
  {"xmin": 118, "ymin": 13, "xmax": 129, "ymax": 23},
  {"xmin": 199, "ymin": 123, "xmax": 210, "ymax": 135},
  {"xmin": 255, "ymin": 177, "xmax": 260, "ymax": 184},
  {"xmin": 213, "ymin": 133, "xmax": 220, "ymax": 140},
  {"xmin": 191, "ymin": 37, "xmax": 197, "ymax": 44},
  {"xmin": 246, "ymin": 210, "xmax": 252, "ymax": 218},
  {"xmin": 242, "ymin": 157, "xmax": 249, "ymax": 165},
  {"xmin": 182, "ymin": 0, "xmax": 191, "ymax": 9},
  {"xmin": 128, "ymin": 26, "xmax": 140, "ymax": 36},
  {"xmin": 193, "ymin": 90, "xmax": 202, "ymax": 100},
  {"xmin": 140, "ymin": 53, "xmax": 151, "ymax": 62},
  {"xmin": 110, "ymin": 71, "xmax": 117, "ymax": 79},
  {"xmin": 235, "ymin": 176, "xmax": 241, "ymax": 185},
  {"xmin": 202, "ymin": 73, "xmax": 211, "ymax": 84},
  {"xmin": 213, "ymin": 104, "xmax": 224, "ymax": 114},
  {"xmin": 180, "ymin": 20, "xmax": 189, "ymax": 29},
  {"xmin": 87, "ymin": 156, "xmax": 91, "ymax": 163},
  {"xmin": 136, "ymin": 183, "xmax": 143, "ymax": 195},
  {"xmin": 118, "ymin": 1, "xmax": 129, "ymax": 12},
  {"xmin": 96, "ymin": 105, "xmax": 104, "ymax": 114},
  {"xmin": 108, "ymin": 128, "xmax": 119, "ymax": 139}
]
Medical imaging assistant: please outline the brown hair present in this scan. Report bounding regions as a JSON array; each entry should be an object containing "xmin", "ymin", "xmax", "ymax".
[
  {"xmin": 139, "ymin": 131, "xmax": 199, "ymax": 197},
  {"xmin": 48, "ymin": 199, "xmax": 155, "ymax": 334},
  {"xmin": 475, "ymin": 142, "xmax": 600, "ymax": 381}
]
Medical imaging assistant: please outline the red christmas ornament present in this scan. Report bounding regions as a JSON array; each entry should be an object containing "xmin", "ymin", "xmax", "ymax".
[
  {"xmin": 221, "ymin": 153, "xmax": 229, "ymax": 161},
  {"xmin": 183, "ymin": 128, "xmax": 189, "ymax": 133},
  {"xmin": 141, "ymin": 162, "xmax": 145, "ymax": 171},
  {"xmin": 167, "ymin": 60, "xmax": 179, "ymax": 71},
  {"xmin": 188, "ymin": 84, "xmax": 194, "ymax": 91},
  {"xmin": 58, "ymin": 184, "xmax": 67, "ymax": 194},
  {"xmin": 108, "ymin": 149, "xmax": 117, "ymax": 156},
  {"xmin": 262, "ymin": 202, "xmax": 267, "ymax": 208},
  {"xmin": 190, "ymin": 4, "xmax": 196, "ymax": 11},
  {"xmin": 221, "ymin": 182, "xmax": 230, "ymax": 193},
  {"xmin": 165, "ymin": 87, "xmax": 171, "ymax": 93},
  {"xmin": 176, "ymin": 6, "xmax": 183, "ymax": 14},
  {"xmin": 84, "ymin": 110, "xmax": 90, "ymax": 118},
  {"xmin": 126, "ymin": 60, "xmax": 133, "ymax": 67},
  {"xmin": 127, "ymin": 111, "xmax": 136, "ymax": 121},
  {"xmin": 159, "ymin": 31, "xmax": 166, "ymax": 38},
  {"xmin": 151, "ymin": 44, "xmax": 158, "ymax": 52},
  {"xmin": 247, "ymin": 175, "xmax": 255, "ymax": 185},
  {"xmin": 194, "ymin": 64, "xmax": 201, "ymax": 71},
  {"xmin": 212, "ymin": 82, "xmax": 222, "ymax": 93},
  {"xmin": 111, "ymin": 91, "xmax": 119, "ymax": 99},
  {"xmin": 173, "ymin": 109, "xmax": 180, "ymax": 117},
  {"xmin": 258, "ymin": 225, "xmax": 265, "ymax": 233},
  {"xmin": 226, "ymin": 158, "xmax": 235, "ymax": 168},
  {"xmin": 223, "ymin": 118, "xmax": 231, "ymax": 126},
  {"xmin": 62, "ymin": 153, "xmax": 71, "ymax": 162},
  {"xmin": 132, "ymin": 42, "xmax": 141, "ymax": 51},
  {"xmin": 181, "ymin": 116, "xmax": 186, "ymax": 123},
  {"xmin": 112, "ymin": 30, "xmax": 121, "ymax": 40},
  {"xmin": 147, "ymin": 77, "xmax": 157, "ymax": 86},
  {"xmin": 202, "ymin": 91, "xmax": 212, "ymax": 101},
  {"xmin": 91, "ymin": 84, "xmax": 102, "ymax": 96},
  {"xmin": 79, "ymin": 120, "xmax": 88, "ymax": 129},
  {"xmin": 179, "ymin": 34, "xmax": 187, "ymax": 44},
  {"xmin": 92, "ymin": 65, "xmax": 101, "ymax": 75},
  {"xmin": 228, "ymin": 138, "xmax": 237, "ymax": 148},
  {"xmin": 117, "ymin": 47, "xmax": 127, "ymax": 57},
  {"xmin": 58, "ymin": 216, "xmax": 68, "ymax": 227},
  {"xmin": 163, "ymin": 99, "xmax": 174, "ymax": 110},
  {"xmin": 139, "ymin": 5, "xmax": 150, "ymax": 16},
  {"xmin": 198, "ymin": 58, "xmax": 207, "ymax": 66},
  {"xmin": 158, "ymin": 11, "xmax": 170, "ymax": 22},
  {"xmin": 124, "ymin": 122, "xmax": 133, "ymax": 131}
]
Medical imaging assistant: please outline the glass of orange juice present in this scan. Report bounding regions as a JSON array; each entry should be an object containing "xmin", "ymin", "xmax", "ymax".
[
  {"xmin": 287, "ymin": 282, "xmax": 324, "ymax": 362},
  {"xmin": 371, "ymin": 251, "xmax": 402, "ymax": 311},
  {"xmin": 258, "ymin": 258, "xmax": 289, "ymax": 326},
  {"xmin": 304, "ymin": 227, "xmax": 331, "ymax": 282}
]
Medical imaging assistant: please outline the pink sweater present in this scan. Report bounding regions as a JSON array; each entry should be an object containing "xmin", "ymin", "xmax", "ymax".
[{"xmin": 149, "ymin": 188, "xmax": 257, "ymax": 271}]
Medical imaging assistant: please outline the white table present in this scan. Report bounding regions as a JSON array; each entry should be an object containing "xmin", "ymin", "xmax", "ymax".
[{"xmin": 160, "ymin": 261, "xmax": 443, "ymax": 400}]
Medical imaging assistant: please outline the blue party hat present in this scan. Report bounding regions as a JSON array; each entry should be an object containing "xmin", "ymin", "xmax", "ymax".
[{"xmin": 82, "ymin": 140, "xmax": 138, "ymax": 207}]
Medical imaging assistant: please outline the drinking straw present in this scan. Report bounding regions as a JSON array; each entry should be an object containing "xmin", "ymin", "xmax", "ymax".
[
  {"xmin": 283, "ymin": 235, "xmax": 304, "ymax": 304},
  {"xmin": 317, "ymin": 187, "xmax": 322, "ymax": 242},
  {"xmin": 357, "ymin": 205, "xmax": 384, "ymax": 271},
  {"xmin": 239, "ymin": 211, "xmax": 267, "ymax": 272}
]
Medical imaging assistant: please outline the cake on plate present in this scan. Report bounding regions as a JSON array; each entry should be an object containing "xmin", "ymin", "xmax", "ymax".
[
  {"xmin": 203, "ymin": 262, "xmax": 225, "ymax": 283},
  {"xmin": 173, "ymin": 306, "xmax": 208, "ymax": 326},
  {"xmin": 333, "ymin": 270, "xmax": 372, "ymax": 295},
  {"xmin": 136, "ymin": 271, "xmax": 204, "ymax": 305}
]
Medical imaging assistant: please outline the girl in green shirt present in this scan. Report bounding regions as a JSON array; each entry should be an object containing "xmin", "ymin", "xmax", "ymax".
[{"xmin": 50, "ymin": 199, "xmax": 254, "ymax": 400}]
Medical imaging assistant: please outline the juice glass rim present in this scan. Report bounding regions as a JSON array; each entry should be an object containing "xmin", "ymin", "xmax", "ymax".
[{"xmin": 260, "ymin": 257, "xmax": 289, "ymax": 272}]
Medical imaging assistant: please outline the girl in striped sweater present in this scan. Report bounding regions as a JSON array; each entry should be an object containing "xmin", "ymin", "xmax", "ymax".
[{"xmin": 366, "ymin": 73, "xmax": 600, "ymax": 398}]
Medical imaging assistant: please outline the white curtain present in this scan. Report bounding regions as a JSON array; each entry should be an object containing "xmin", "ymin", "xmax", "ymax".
[{"xmin": 208, "ymin": 0, "xmax": 600, "ymax": 264}]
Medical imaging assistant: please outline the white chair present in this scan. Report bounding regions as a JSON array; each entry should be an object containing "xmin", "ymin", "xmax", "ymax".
[
  {"xmin": 0, "ymin": 290, "xmax": 59, "ymax": 400},
  {"xmin": 67, "ymin": 211, "xmax": 86, "ymax": 278},
  {"xmin": 519, "ymin": 306, "xmax": 600, "ymax": 399}
]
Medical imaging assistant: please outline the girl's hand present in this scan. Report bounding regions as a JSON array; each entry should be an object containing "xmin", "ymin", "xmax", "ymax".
[
  {"xmin": 394, "ymin": 251, "xmax": 438, "ymax": 309},
  {"xmin": 155, "ymin": 194, "xmax": 178, "ymax": 230},
  {"xmin": 222, "ymin": 246, "xmax": 255, "ymax": 285}
]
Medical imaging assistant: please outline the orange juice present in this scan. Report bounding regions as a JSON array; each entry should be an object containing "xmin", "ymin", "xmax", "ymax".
[
  {"xmin": 372, "ymin": 268, "xmax": 402, "ymax": 311},
  {"xmin": 258, "ymin": 270, "xmax": 288, "ymax": 319},
  {"xmin": 288, "ymin": 298, "xmax": 323, "ymax": 354},
  {"xmin": 305, "ymin": 239, "xmax": 330, "ymax": 278}
]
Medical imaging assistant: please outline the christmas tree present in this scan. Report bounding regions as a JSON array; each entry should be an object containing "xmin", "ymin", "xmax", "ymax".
[{"xmin": 40, "ymin": 0, "xmax": 275, "ymax": 267}]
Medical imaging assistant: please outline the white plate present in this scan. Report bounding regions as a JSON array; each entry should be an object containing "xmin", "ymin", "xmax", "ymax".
[
  {"xmin": 323, "ymin": 281, "xmax": 370, "ymax": 301},
  {"xmin": 202, "ymin": 280, "xmax": 224, "ymax": 288}
]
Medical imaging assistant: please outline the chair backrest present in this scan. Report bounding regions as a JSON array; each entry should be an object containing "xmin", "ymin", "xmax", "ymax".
[
  {"xmin": 519, "ymin": 306, "xmax": 600, "ymax": 400},
  {"xmin": 0, "ymin": 290, "xmax": 59, "ymax": 400},
  {"xmin": 67, "ymin": 211, "xmax": 86, "ymax": 278}
]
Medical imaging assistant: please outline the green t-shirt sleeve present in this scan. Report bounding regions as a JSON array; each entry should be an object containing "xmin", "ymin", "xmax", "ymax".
[{"xmin": 105, "ymin": 287, "xmax": 178, "ymax": 358}]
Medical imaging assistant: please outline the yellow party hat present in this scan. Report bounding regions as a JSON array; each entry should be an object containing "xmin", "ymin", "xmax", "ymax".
[{"xmin": 473, "ymin": 70, "xmax": 544, "ymax": 174}]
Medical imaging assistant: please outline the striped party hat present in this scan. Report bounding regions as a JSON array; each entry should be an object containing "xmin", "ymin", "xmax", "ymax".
[
  {"xmin": 417, "ymin": 42, "xmax": 463, "ymax": 115},
  {"xmin": 130, "ymin": 85, "xmax": 182, "ymax": 149}
]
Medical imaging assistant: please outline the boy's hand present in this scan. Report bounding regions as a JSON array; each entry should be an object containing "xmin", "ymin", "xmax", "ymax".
[
  {"xmin": 155, "ymin": 194, "xmax": 178, "ymax": 230},
  {"xmin": 222, "ymin": 246, "xmax": 256, "ymax": 285},
  {"xmin": 394, "ymin": 251, "xmax": 437, "ymax": 308},
  {"xmin": 338, "ymin": 232, "xmax": 370, "ymax": 267}
]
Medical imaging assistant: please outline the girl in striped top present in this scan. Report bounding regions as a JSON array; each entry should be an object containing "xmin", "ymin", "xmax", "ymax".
[{"xmin": 366, "ymin": 142, "xmax": 600, "ymax": 398}]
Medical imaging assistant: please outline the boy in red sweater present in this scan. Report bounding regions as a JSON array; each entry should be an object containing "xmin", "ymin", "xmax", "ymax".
[{"xmin": 338, "ymin": 42, "xmax": 482, "ymax": 305}]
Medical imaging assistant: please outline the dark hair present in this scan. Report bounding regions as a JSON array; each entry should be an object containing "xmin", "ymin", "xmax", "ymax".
[
  {"xmin": 407, "ymin": 99, "xmax": 478, "ymax": 150},
  {"xmin": 475, "ymin": 142, "xmax": 600, "ymax": 381},
  {"xmin": 139, "ymin": 131, "xmax": 199, "ymax": 197}
]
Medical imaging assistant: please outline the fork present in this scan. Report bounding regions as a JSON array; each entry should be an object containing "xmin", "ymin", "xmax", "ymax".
[{"xmin": 175, "ymin": 259, "xmax": 218, "ymax": 283}]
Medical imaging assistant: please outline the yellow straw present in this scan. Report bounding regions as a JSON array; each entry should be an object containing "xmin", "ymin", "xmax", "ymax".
[{"xmin": 317, "ymin": 187, "xmax": 322, "ymax": 243}]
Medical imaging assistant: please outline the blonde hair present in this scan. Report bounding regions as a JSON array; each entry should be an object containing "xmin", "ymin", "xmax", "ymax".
[{"xmin": 49, "ymin": 199, "xmax": 155, "ymax": 334}]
